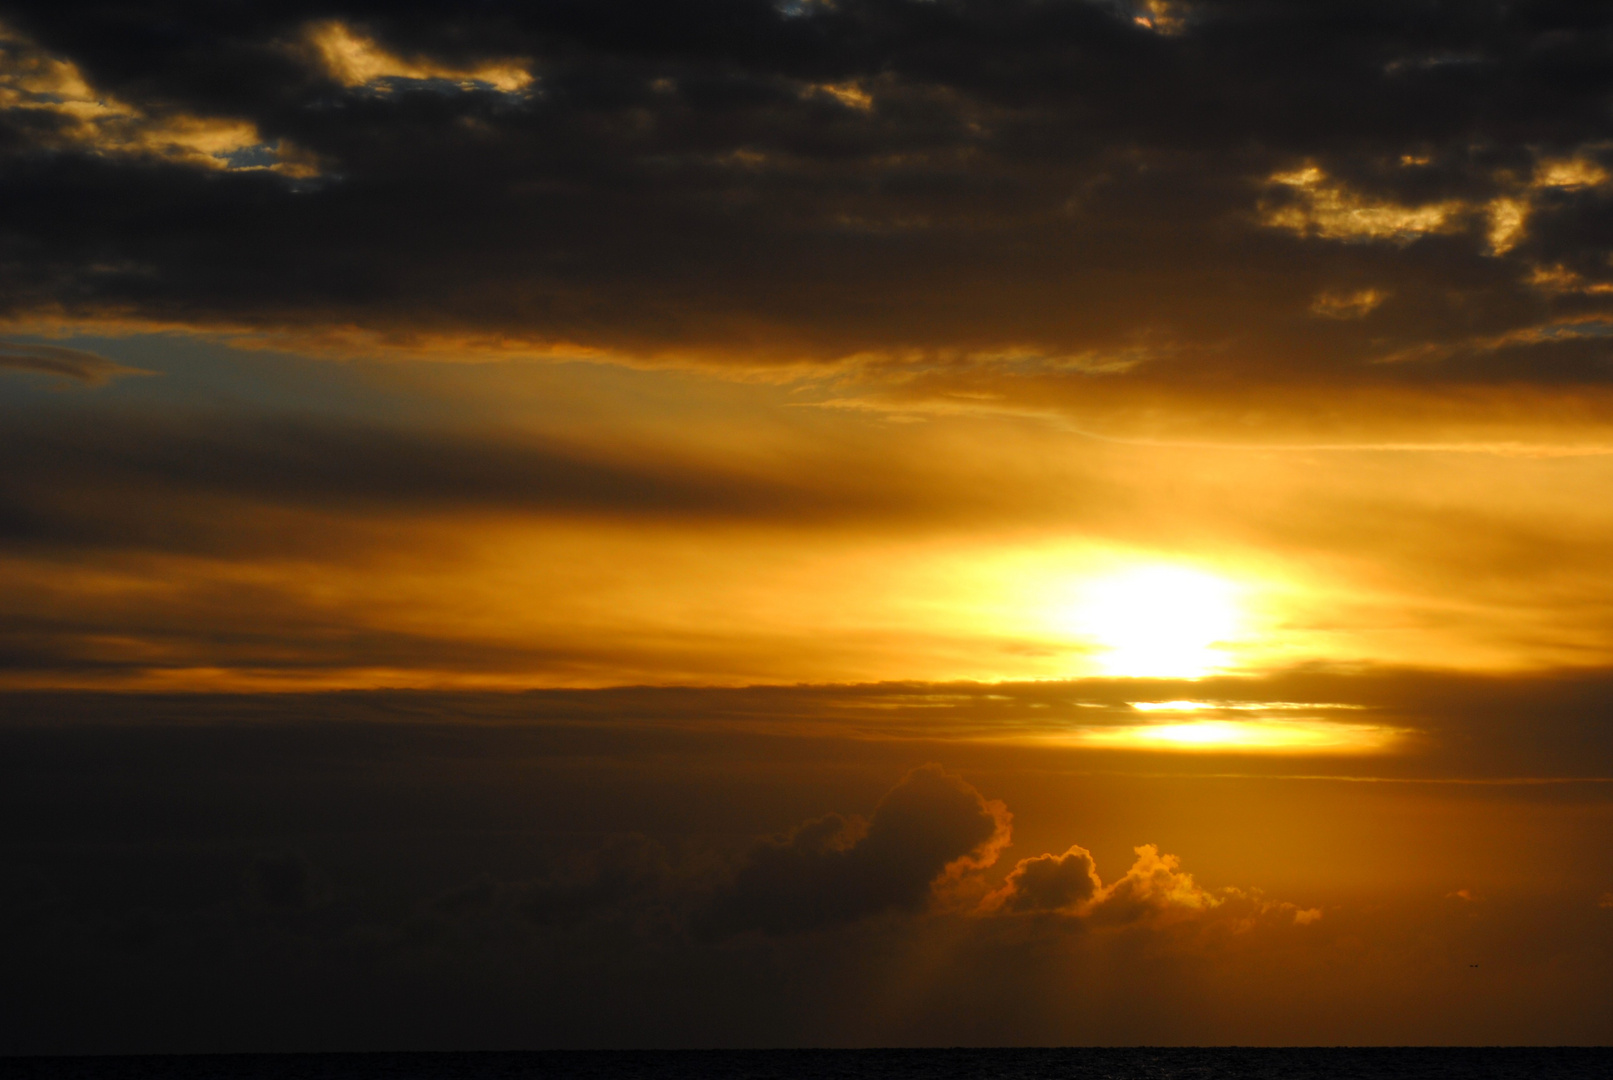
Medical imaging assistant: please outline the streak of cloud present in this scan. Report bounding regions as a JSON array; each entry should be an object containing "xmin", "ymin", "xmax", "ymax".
[{"xmin": 0, "ymin": 340, "xmax": 147, "ymax": 383}]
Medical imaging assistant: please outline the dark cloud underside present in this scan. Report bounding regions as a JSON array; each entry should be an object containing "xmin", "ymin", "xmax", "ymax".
[
  {"xmin": 1, "ymin": 1, "xmax": 1612, "ymax": 410},
  {"xmin": 699, "ymin": 764, "xmax": 1008, "ymax": 935},
  {"xmin": 0, "ymin": 406, "xmax": 868, "ymax": 554}
]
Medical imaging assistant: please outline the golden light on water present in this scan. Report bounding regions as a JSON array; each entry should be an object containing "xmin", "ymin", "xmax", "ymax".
[{"xmin": 1063, "ymin": 565, "xmax": 1244, "ymax": 678}]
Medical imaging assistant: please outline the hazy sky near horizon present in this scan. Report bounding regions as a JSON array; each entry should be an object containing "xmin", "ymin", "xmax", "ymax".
[{"xmin": 3, "ymin": 0, "xmax": 1613, "ymax": 1051}]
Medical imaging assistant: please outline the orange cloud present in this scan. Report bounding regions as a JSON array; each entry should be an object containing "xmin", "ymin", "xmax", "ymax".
[
  {"xmin": 979, "ymin": 844, "xmax": 1102, "ymax": 915},
  {"xmin": 1261, "ymin": 166, "xmax": 1465, "ymax": 244},
  {"xmin": 980, "ymin": 840, "xmax": 1325, "ymax": 933},
  {"xmin": 304, "ymin": 21, "xmax": 533, "ymax": 93},
  {"xmin": 0, "ymin": 22, "xmax": 315, "ymax": 174},
  {"xmin": 983, "ymin": 842, "xmax": 1221, "ymax": 924}
]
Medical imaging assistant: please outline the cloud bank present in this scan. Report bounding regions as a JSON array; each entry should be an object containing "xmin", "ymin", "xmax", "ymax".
[
  {"xmin": 2, "ymin": 691, "xmax": 1608, "ymax": 1051},
  {"xmin": 2, "ymin": 1, "xmax": 1613, "ymax": 435}
]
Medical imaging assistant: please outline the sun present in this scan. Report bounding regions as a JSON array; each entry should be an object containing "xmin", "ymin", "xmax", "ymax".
[{"xmin": 1067, "ymin": 565, "xmax": 1243, "ymax": 678}]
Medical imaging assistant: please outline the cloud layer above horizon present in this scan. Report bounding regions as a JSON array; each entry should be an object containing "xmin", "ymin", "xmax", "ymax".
[{"xmin": 1, "ymin": 695, "xmax": 1608, "ymax": 1051}]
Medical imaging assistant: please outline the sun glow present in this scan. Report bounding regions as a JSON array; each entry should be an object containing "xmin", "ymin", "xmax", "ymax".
[
  {"xmin": 1064, "ymin": 718, "xmax": 1404, "ymax": 754},
  {"xmin": 1065, "ymin": 565, "xmax": 1244, "ymax": 678}
]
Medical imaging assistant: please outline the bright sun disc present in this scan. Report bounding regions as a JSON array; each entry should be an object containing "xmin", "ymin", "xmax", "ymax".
[{"xmin": 1068, "ymin": 565, "xmax": 1243, "ymax": 677}]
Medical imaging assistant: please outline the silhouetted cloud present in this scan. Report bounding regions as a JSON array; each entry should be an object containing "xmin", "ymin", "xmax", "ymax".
[
  {"xmin": 699, "ymin": 764, "xmax": 1010, "ymax": 935},
  {"xmin": 981, "ymin": 844, "xmax": 1101, "ymax": 915},
  {"xmin": 981, "ymin": 840, "xmax": 1241, "ymax": 927},
  {"xmin": 1081, "ymin": 843, "xmax": 1221, "ymax": 925}
]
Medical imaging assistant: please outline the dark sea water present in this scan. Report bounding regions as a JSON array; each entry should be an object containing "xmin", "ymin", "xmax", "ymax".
[{"xmin": 1, "ymin": 1049, "xmax": 1609, "ymax": 1080}]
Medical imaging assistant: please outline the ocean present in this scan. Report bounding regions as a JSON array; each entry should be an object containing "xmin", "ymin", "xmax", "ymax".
[{"xmin": 1, "ymin": 1049, "xmax": 1608, "ymax": 1080}]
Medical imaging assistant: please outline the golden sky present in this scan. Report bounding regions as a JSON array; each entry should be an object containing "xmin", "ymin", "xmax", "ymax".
[{"xmin": 1, "ymin": 0, "xmax": 1612, "ymax": 1051}]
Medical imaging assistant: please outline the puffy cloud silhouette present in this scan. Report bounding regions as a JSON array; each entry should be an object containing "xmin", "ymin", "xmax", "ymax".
[
  {"xmin": 1085, "ymin": 844, "xmax": 1220, "ymax": 926},
  {"xmin": 981, "ymin": 844, "xmax": 1101, "ymax": 915},
  {"xmin": 983, "ymin": 842, "xmax": 1222, "ymax": 927},
  {"xmin": 700, "ymin": 764, "xmax": 1010, "ymax": 936}
]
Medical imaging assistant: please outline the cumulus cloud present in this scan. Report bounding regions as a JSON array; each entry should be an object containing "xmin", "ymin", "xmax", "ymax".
[
  {"xmin": 980, "ymin": 841, "xmax": 1316, "ymax": 931},
  {"xmin": 980, "ymin": 844, "xmax": 1101, "ymax": 915},
  {"xmin": 1085, "ymin": 843, "xmax": 1221, "ymax": 925},
  {"xmin": 699, "ymin": 764, "xmax": 1011, "ymax": 936}
]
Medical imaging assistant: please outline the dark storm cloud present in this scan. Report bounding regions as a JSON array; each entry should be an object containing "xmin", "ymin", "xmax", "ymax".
[
  {"xmin": 698, "ymin": 764, "xmax": 1010, "ymax": 935},
  {"xmin": 3, "ymin": 1, "xmax": 1613, "ymax": 404}
]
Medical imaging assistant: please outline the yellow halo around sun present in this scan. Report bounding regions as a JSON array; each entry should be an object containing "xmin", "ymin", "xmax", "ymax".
[{"xmin": 1064, "ymin": 564, "xmax": 1244, "ymax": 678}]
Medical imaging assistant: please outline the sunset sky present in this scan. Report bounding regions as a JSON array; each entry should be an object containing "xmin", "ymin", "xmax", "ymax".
[{"xmin": 3, "ymin": 0, "xmax": 1613, "ymax": 1051}]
